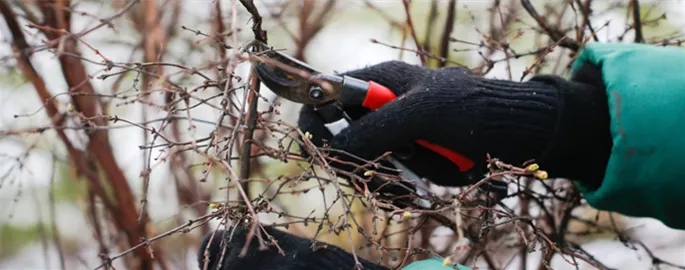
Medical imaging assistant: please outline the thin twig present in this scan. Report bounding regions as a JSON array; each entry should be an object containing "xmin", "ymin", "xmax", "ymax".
[
  {"xmin": 630, "ymin": 0, "xmax": 643, "ymax": 43},
  {"xmin": 401, "ymin": 0, "xmax": 426, "ymax": 65},
  {"xmin": 520, "ymin": 0, "xmax": 580, "ymax": 51},
  {"xmin": 439, "ymin": 0, "xmax": 457, "ymax": 68}
]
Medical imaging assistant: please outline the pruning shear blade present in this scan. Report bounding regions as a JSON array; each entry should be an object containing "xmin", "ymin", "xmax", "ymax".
[{"xmin": 254, "ymin": 47, "xmax": 342, "ymax": 105}]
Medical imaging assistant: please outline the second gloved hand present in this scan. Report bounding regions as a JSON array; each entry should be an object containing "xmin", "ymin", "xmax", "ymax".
[{"xmin": 297, "ymin": 61, "xmax": 612, "ymax": 193}]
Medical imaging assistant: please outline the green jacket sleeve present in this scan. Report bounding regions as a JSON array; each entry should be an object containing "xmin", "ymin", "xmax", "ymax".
[{"xmin": 570, "ymin": 42, "xmax": 685, "ymax": 230}]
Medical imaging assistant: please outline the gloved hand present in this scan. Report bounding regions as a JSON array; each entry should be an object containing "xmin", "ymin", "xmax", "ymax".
[
  {"xmin": 198, "ymin": 42, "xmax": 685, "ymax": 270},
  {"xmin": 196, "ymin": 226, "xmax": 470, "ymax": 270},
  {"xmin": 197, "ymin": 226, "xmax": 387, "ymax": 270},
  {"xmin": 297, "ymin": 60, "xmax": 613, "ymax": 194}
]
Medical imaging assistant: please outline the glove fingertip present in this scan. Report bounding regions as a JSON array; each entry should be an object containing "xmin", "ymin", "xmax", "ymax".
[
  {"xmin": 197, "ymin": 230, "xmax": 227, "ymax": 270},
  {"xmin": 297, "ymin": 105, "xmax": 335, "ymax": 145}
]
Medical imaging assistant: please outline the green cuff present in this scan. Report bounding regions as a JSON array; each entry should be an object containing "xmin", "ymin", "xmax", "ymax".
[
  {"xmin": 569, "ymin": 42, "xmax": 685, "ymax": 230},
  {"xmin": 402, "ymin": 258, "xmax": 471, "ymax": 270}
]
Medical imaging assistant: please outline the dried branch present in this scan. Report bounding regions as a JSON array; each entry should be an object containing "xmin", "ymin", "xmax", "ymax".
[
  {"xmin": 233, "ymin": 0, "xmax": 271, "ymax": 256},
  {"xmin": 520, "ymin": 0, "xmax": 580, "ymax": 51},
  {"xmin": 438, "ymin": 0, "xmax": 457, "ymax": 68},
  {"xmin": 34, "ymin": 1, "xmax": 154, "ymax": 268},
  {"xmin": 95, "ymin": 212, "xmax": 220, "ymax": 270},
  {"xmin": 401, "ymin": 0, "xmax": 426, "ymax": 65},
  {"xmin": 293, "ymin": 0, "xmax": 336, "ymax": 61},
  {"xmin": 240, "ymin": 0, "xmax": 267, "ymax": 43},
  {"xmin": 422, "ymin": 0, "xmax": 438, "ymax": 61},
  {"xmin": 370, "ymin": 39, "xmax": 468, "ymax": 68},
  {"xmin": 520, "ymin": 36, "xmax": 568, "ymax": 80},
  {"xmin": 238, "ymin": 71, "xmax": 261, "ymax": 200},
  {"xmin": 574, "ymin": 0, "xmax": 599, "ymax": 42}
]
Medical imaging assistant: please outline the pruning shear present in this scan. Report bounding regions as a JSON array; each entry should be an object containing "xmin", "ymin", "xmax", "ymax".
[{"xmin": 251, "ymin": 42, "xmax": 503, "ymax": 208}]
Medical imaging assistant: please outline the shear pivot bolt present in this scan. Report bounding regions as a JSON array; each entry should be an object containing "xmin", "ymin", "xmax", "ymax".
[{"xmin": 309, "ymin": 87, "xmax": 324, "ymax": 101}]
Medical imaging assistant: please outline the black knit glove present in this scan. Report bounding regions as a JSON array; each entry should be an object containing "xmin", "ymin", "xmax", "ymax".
[
  {"xmin": 298, "ymin": 61, "xmax": 612, "ymax": 191},
  {"xmin": 197, "ymin": 226, "xmax": 387, "ymax": 270}
]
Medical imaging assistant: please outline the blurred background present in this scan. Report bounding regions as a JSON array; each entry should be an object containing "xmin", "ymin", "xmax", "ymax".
[{"xmin": 1, "ymin": 0, "xmax": 684, "ymax": 269}]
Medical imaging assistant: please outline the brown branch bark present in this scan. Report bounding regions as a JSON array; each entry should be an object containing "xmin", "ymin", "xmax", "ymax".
[
  {"xmin": 240, "ymin": 0, "xmax": 267, "ymax": 43},
  {"xmin": 0, "ymin": 0, "xmax": 148, "ymax": 268},
  {"xmin": 32, "ymin": 1, "xmax": 154, "ymax": 269},
  {"xmin": 0, "ymin": 0, "xmax": 121, "ymax": 221},
  {"xmin": 239, "ymin": 73, "xmax": 261, "ymax": 199},
  {"xmin": 238, "ymin": 0, "xmax": 268, "ymax": 206}
]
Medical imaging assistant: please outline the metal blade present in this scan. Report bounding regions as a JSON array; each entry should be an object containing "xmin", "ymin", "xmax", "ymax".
[{"xmin": 253, "ymin": 46, "xmax": 341, "ymax": 105}]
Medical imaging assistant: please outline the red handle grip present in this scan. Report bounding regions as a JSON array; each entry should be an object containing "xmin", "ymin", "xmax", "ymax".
[{"xmin": 363, "ymin": 81, "xmax": 475, "ymax": 172}]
